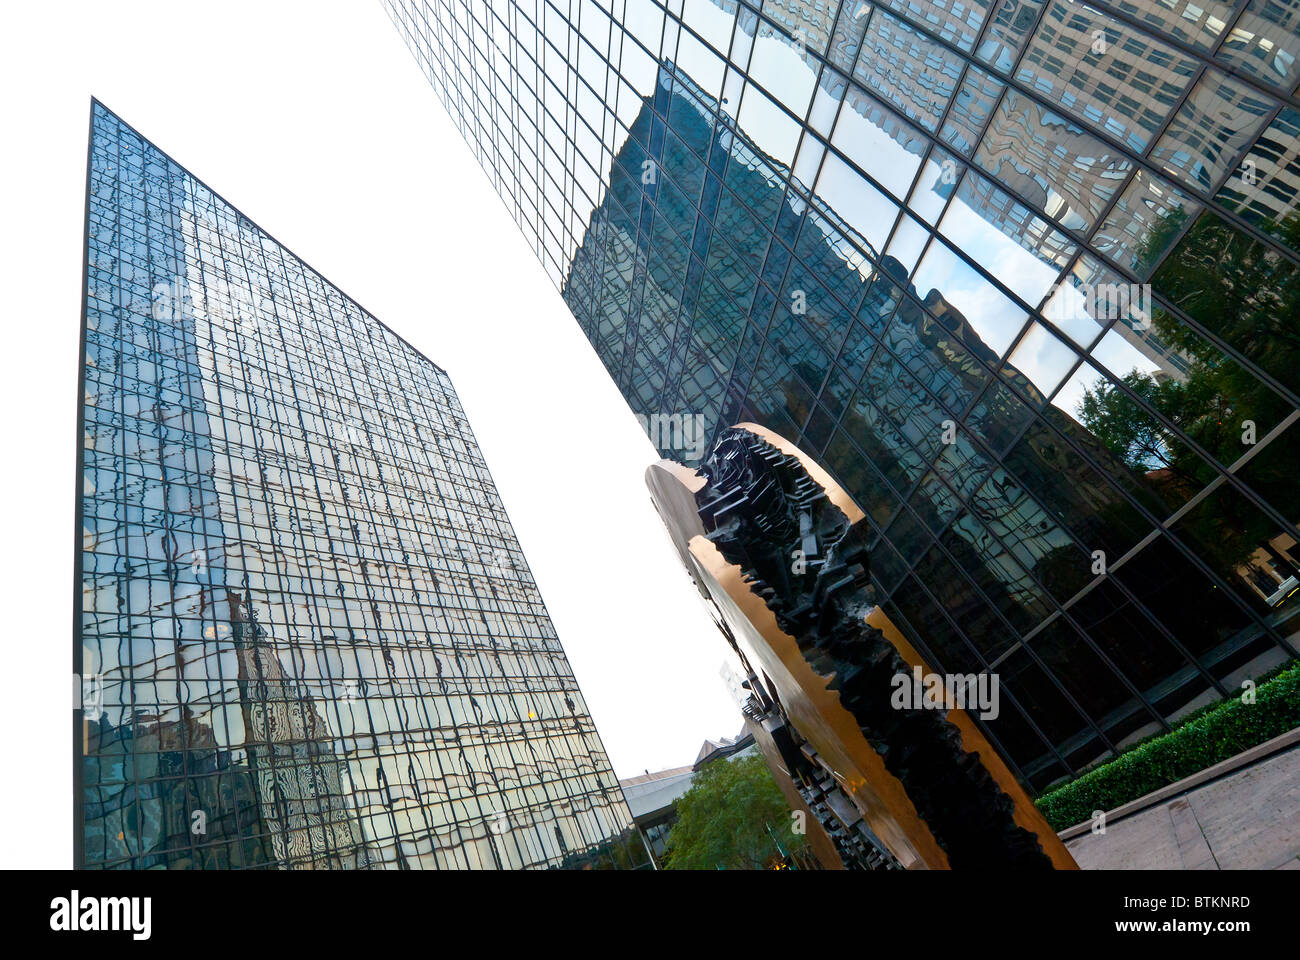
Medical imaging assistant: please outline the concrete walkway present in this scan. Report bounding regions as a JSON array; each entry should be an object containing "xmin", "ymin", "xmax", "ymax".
[{"xmin": 1066, "ymin": 745, "xmax": 1300, "ymax": 869}]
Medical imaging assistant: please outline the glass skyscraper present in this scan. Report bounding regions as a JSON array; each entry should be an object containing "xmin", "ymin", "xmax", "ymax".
[
  {"xmin": 76, "ymin": 101, "xmax": 644, "ymax": 869},
  {"xmin": 387, "ymin": 0, "xmax": 1300, "ymax": 791}
]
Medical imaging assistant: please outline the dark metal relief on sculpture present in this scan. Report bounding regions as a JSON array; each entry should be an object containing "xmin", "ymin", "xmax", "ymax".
[{"xmin": 694, "ymin": 427, "xmax": 1054, "ymax": 868}]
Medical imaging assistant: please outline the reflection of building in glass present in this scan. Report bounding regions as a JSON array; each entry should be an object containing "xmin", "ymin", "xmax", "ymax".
[
  {"xmin": 77, "ymin": 102, "xmax": 645, "ymax": 869},
  {"xmin": 227, "ymin": 591, "xmax": 373, "ymax": 869},
  {"xmin": 388, "ymin": 0, "xmax": 1300, "ymax": 794}
]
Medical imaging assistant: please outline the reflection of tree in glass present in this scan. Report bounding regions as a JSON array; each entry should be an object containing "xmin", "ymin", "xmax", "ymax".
[
  {"xmin": 548, "ymin": 826, "xmax": 653, "ymax": 870},
  {"xmin": 1078, "ymin": 209, "xmax": 1300, "ymax": 575},
  {"xmin": 1079, "ymin": 370, "xmax": 1214, "ymax": 481},
  {"xmin": 1150, "ymin": 211, "xmax": 1300, "ymax": 398}
]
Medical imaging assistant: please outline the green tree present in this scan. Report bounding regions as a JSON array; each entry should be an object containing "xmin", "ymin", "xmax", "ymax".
[{"xmin": 663, "ymin": 754, "xmax": 807, "ymax": 870}]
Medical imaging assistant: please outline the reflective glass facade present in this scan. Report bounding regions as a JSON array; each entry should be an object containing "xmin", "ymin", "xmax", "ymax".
[
  {"xmin": 76, "ymin": 102, "xmax": 643, "ymax": 869},
  {"xmin": 388, "ymin": 0, "xmax": 1300, "ymax": 790}
]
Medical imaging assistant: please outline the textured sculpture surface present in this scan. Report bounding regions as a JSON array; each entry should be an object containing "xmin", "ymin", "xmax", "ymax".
[{"xmin": 696, "ymin": 428, "xmax": 1054, "ymax": 869}]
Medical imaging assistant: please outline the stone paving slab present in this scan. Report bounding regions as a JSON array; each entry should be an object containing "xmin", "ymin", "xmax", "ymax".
[{"xmin": 1066, "ymin": 746, "xmax": 1300, "ymax": 870}]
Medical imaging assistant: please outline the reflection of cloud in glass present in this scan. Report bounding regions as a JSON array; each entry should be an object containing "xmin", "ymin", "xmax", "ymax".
[
  {"xmin": 1041, "ymin": 282, "xmax": 1104, "ymax": 348},
  {"xmin": 913, "ymin": 240, "xmax": 1026, "ymax": 356},
  {"xmin": 909, "ymin": 151, "xmax": 953, "ymax": 223},
  {"xmin": 738, "ymin": 85, "xmax": 801, "ymax": 164},
  {"xmin": 681, "ymin": 0, "xmax": 735, "ymax": 51},
  {"xmin": 749, "ymin": 30, "xmax": 816, "ymax": 116},
  {"xmin": 939, "ymin": 198, "xmax": 1060, "ymax": 305},
  {"xmin": 807, "ymin": 79, "xmax": 843, "ymax": 137},
  {"xmin": 1051, "ymin": 327, "xmax": 1164, "ymax": 423},
  {"xmin": 1052, "ymin": 361, "xmax": 1104, "ymax": 426},
  {"xmin": 1094, "ymin": 327, "xmax": 1163, "ymax": 379},
  {"xmin": 677, "ymin": 30, "xmax": 726, "ymax": 97},
  {"xmin": 815, "ymin": 151, "xmax": 897, "ymax": 250},
  {"xmin": 886, "ymin": 214, "xmax": 929, "ymax": 273},
  {"xmin": 1007, "ymin": 322, "xmax": 1077, "ymax": 397},
  {"xmin": 831, "ymin": 99, "xmax": 922, "ymax": 198}
]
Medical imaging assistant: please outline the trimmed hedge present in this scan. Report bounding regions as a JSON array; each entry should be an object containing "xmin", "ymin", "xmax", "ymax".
[{"xmin": 1035, "ymin": 661, "xmax": 1300, "ymax": 831}]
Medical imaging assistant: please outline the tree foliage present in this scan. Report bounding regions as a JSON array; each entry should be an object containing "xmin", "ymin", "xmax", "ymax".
[{"xmin": 662, "ymin": 754, "xmax": 807, "ymax": 870}]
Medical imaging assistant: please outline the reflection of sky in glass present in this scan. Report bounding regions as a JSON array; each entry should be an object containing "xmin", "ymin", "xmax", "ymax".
[
  {"xmin": 1051, "ymin": 326, "xmax": 1164, "ymax": 422},
  {"xmin": 1041, "ymin": 282, "xmax": 1104, "ymax": 348},
  {"xmin": 738, "ymin": 84, "xmax": 801, "ymax": 164},
  {"xmin": 938, "ymin": 196, "xmax": 1060, "ymax": 305},
  {"xmin": 1007, "ymin": 322, "xmax": 1077, "ymax": 396},
  {"xmin": 622, "ymin": 0, "xmax": 666, "ymax": 81},
  {"xmin": 886, "ymin": 214, "xmax": 930, "ymax": 272},
  {"xmin": 1052, "ymin": 361, "xmax": 1104, "ymax": 428},
  {"xmin": 749, "ymin": 29, "xmax": 815, "ymax": 116},
  {"xmin": 1094, "ymin": 327, "xmax": 1163, "ymax": 379},
  {"xmin": 677, "ymin": 29, "xmax": 726, "ymax": 97},
  {"xmin": 807, "ymin": 79, "xmax": 843, "ymax": 136},
  {"xmin": 816, "ymin": 151, "xmax": 897, "ymax": 251},
  {"xmin": 909, "ymin": 151, "xmax": 954, "ymax": 223},
  {"xmin": 832, "ymin": 98, "xmax": 923, "ymax": 198},
  {"xmin": 682, "ymin": 0, "xmax": 736, "ymax": 50},
  {"xmin": 913, "ymin": 240, "xmax": 1026, "ymax": 356}
]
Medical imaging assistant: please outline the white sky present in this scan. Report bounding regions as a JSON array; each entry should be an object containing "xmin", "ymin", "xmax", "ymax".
[{"xmin": 0, "ymin": 0, "xmax": 744, "ymax": 868}]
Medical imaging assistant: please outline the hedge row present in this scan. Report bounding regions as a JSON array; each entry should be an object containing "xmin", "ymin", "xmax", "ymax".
[{"xmin": 1034, "ymin": 660, "xmax": 1300, "ymax": 832}]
